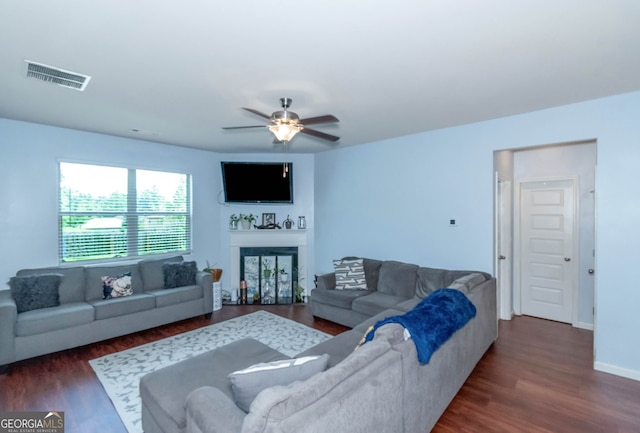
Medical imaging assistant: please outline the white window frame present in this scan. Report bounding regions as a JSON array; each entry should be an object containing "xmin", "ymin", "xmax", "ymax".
[{"xmin": 58, "ymin": 162, "xmax": 192, "ymax": 264}]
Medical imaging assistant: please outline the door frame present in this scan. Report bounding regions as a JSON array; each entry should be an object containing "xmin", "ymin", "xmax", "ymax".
[
  {"xmin": 513, "ymin": 175, "xmax": 580, "ymax": 326},
  {"xmin": 494, "ymin": 172, "xmax": 513, "ymax": 320}
]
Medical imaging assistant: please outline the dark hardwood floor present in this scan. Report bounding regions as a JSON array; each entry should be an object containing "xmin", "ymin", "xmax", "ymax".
[{"xmin": 1, "ymin": 306, "xmax": 639, "ymax": 433}]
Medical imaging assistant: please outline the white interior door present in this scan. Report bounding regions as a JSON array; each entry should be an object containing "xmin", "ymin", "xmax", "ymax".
[{"xmin": 519, "ymin": 179, "xmax": 576, "ymax": 323}]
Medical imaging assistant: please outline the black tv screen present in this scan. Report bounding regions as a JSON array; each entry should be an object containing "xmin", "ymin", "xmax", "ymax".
[{"xmin": 221, "ymin": 162, "xmax": 293, "ymax": 203}]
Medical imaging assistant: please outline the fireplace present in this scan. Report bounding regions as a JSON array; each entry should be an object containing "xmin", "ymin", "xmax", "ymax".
[
  {"xmin": 240, "ymin": 247, "xmax": 298, "ymax": 304},
  {"xmin": 229, "ymin": 230, "xmax": 308, "ymax": 303}
]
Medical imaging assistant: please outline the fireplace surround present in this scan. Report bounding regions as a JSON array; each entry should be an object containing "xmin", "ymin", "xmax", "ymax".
[{"xmin": 229, "ymin": 230, "xmax": 307, "ymax": 303}]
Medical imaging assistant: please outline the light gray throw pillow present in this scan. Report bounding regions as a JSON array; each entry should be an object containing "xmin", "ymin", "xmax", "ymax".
[
  {"xmin": 333, "ymin": 258, "xmax": 367, "ymax": 290},
  {"xmin": 228, "ymin": 353, "xmax": 329, "ymax": 412}
]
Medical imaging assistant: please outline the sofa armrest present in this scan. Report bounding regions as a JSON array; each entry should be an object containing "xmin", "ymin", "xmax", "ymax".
[
  {"xmin": 315, "ymin": 272, "xmax": 336, "ymax": 290},
  {"xmin": 196, "ymin": 271, "xmax": 213, "ymax": 313},
  {"xmin": 0, "ymin": 290, "xmax": 17, "ymax": 366},
  {"xmin": 185, "ymin": 386, "xmax": 245, "ymax": 433}
]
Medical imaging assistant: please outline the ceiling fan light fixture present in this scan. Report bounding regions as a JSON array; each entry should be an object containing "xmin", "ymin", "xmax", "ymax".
[{"xmin": 267, "ymin": 123, "xmax": 303, "ymax": 142}]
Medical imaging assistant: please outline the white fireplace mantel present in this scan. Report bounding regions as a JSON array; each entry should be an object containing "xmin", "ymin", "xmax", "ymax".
[{"xmin": 229, "ymin": 230, "xmax": 308, "ymax": 295}]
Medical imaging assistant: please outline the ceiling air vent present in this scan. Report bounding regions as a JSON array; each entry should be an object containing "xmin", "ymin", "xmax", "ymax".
[{"xmin": 25, "ymin": 60, "xmax": 91, "ymax": 91}]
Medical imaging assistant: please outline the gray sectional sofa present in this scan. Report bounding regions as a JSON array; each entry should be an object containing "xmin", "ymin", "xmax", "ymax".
[
  {"xmin": 0, "ymin": 255, "xmax": 213, "ymax": 371},
  {"xmin": 310, "ymin": 257, "xmax": 492, "ymax": 327},
  {"xmin": 140, "ymin": 257, "xmax": 497, "ymax": 433}
]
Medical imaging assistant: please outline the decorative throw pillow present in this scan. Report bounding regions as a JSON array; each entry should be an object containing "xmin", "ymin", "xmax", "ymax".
[
  {"xmin": 102, "ymin": 273, "xmax": 133, "ymax": 299},
  {"xmin": 228, "ymin": 354, "xmax": 329, "ymax": 412},
  {"xmin": 9, "ymin": 274, "xmax": 62, "ymax": 313},
  {"xmin": 162, "ymin": 261, "xmax": 197, "ymax": 289},
  {"xmin": 333, "ymin": 258, "xmax": 367, "ymax": 290}
]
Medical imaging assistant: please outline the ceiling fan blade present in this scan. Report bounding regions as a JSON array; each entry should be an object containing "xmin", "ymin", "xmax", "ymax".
[
  {"xmin": 242, "ymin": 107, "xmax": 273, "ymax": 120},
  {"xmin": 222, "ymin": 125, "xmax": 266, "ymax": 130},
  {"xmin": 299, "ymin": 114, "xmax": 339, "ymax": 125},
  {"xmin": 300, "ymin": 127, "xmax": 340, "ymax": 142}
]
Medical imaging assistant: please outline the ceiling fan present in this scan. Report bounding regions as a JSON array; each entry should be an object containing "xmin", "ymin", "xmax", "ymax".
[{"xmin": 222, "ymin": 97, "xmax": 340, "ymax": 144}]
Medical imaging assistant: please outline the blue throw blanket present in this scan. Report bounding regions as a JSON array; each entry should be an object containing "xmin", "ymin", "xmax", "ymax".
[{"xmin": 363, "ymin": 288, "xmax": 476, "ymax": 364}]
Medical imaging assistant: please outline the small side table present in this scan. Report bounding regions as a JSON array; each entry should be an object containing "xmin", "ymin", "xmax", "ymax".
[{"xmin": 213, "ymin": 281, "xmax": 222, "ymax": 311}]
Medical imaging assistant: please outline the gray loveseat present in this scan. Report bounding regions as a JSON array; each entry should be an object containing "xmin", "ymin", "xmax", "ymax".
[
  {"xmin": 140, "ymin": 257, "xmax": 496, "ymax": 433},
  {"xmin": 0, "ymin": 255, "xmax": 213, "ymax": 371}
]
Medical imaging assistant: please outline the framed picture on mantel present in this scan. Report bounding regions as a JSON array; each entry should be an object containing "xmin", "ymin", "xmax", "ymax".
[{"xmin": 262, "ymin": 213, "xmax": 276, "ymax": 226}]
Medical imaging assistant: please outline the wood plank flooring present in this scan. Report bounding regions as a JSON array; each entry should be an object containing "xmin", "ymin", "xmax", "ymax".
[{"xmin": 1, "ymin": 305, "xmax": 639, "ymax": 433}]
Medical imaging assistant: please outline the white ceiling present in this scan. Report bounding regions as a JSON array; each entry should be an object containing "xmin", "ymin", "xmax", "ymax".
[{"xmin": 1, "ymin": 0, "xmax": 639, "ymax": 154}]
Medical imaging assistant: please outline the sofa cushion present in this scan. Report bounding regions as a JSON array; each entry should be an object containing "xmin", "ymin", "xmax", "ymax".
[
  {"xmin": 353, "ymin": 308, "xmax": 408, "ymax": 333},
  {"xmin": 139, "ymin": 255, "xmax": 184, "ymax": 291},
  {"xmin": 229, "ymin": 354, "xmax": 329, "ymax": 412},
  {"xmin": 296, "ymin": 330, "xmax": 365, "ymax": 368},
  {"xmin": 102, "ymin": 272, "xmax": 133, "ymax": 299},
  {"xmin": 447, "ymin": 272, "xmax": 488, "ymax": 294},
  {"xmin": 16, "ymin": 266, "xmax": 85, "ymax": 304},
  {"xmin": 163, "ymin": 261, "xmax": 197, "ymax": 289},
  {"xmin": 15, "ymin": 302, "xmax": 94, "ymax": 337},
  {"xmin": 149, "ymin": 285, "xmax": 203, "ymax": 308},
  {"xmin": 377, "ymin": 261, "xmax": 419, "ymax": 298},
  {"xmin": 333, "ymin": 258, "xmax": 367, "ymax": 290},
  {"xmin": 416, "ymin": 267, "xmax": 491, "ymax": 298},
  {"xmin": 352, "ymin": 292, "xmax": 408, "ymax": 317},
  {"xmin": 9, "ymin": 274, "xmax": 62, "ymax": 313},
  {"xmin": 85, "ymin": 264, "xmax": 143, "ymax": 301},
  {"xmin": 311, "ymin": 288, "xmax": 373, "ymax": 310},
  {"xmin": 242, "ymin": 339, "xmax": 401, "ymax": 433},
  {"xmin": 393, "ymin": 297, "xmax": 422, "ymax": 312},
  {"xmin": 89, "ymin": 293, "xmax": 156, "ymax": 320}
]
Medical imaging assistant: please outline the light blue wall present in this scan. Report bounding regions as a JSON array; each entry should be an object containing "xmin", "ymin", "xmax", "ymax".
[
  {"xmin": 314, "ymin": 91, "xmax": 640, "ymax": 379},
  {"xmin": 0, "ymin": 119, "xmax": 317, "ymax": 301},
  {"xmin": 0, "ymin": 120, "xmax": 221, "ymax": 281}
]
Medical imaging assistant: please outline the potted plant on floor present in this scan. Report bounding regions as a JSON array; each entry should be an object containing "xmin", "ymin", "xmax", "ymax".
[
  {"xmin": 294, "ymin": 267, "xmax": 305, "ymax": 303},
  {"xmin": 294, "ymin": 282, "xmax": 305, "ymax": 303},
  {"xmin": 203, "ymin": 261, "xmax": 223, "ymax": 282},
  {"xmin": 240, "ymin": 213, "xmax": 256, "ymax": 230}
]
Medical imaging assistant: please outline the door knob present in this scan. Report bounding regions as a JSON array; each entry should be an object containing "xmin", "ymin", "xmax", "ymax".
[
  {"xmin": 498, "ymin": 255, "xmax": 506, "ymax": 260},
  {"xmin": 588, "ymin": 269, "xmax": 595, "ymax": 275},
  {"xmin": 564, "ymin": 257, "xmax": 571, "ymax": 262}
]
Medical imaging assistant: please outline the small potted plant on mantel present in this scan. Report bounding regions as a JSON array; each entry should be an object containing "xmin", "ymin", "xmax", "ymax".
[
  {"xmin": 229, "ymin": 214, "xmax": 240, "ymax": 230},
  {"xmin": 240, "ymin": 213, "xmax": 256, "ymax": 230}
]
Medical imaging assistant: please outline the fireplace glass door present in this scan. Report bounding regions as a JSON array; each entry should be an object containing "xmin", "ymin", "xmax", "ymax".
[{"xmin": 240, "ymin": 247, "xmax": 297, "ymax": 304}]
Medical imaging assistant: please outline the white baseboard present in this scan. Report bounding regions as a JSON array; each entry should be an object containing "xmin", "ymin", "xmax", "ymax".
[
  {"xmin": 594, "ymin": 361, "xmax": 640, "ymax": 382},
  {"xmin": 575, "ymin": 321, "xmax": 594, "ymax": 331}
]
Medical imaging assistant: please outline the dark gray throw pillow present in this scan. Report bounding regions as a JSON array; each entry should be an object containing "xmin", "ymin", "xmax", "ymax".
[
  {"xmin": 162, "ymin": 261, "xmax": 197, "ymax": 289},
  {"xmin": 9, "ymin": 274, "xmax": 63, "ymax": 313}
]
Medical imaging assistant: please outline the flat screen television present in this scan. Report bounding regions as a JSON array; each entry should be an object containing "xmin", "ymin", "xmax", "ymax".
[{"xmin": 221, "ymin": 162, "xmax": 293, "ymax": 203}]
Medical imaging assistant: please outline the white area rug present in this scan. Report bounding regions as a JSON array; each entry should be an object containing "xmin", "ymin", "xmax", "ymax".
[{"xmin": 89, "ymin": 310, "xmax": 331, "ymax": 433}]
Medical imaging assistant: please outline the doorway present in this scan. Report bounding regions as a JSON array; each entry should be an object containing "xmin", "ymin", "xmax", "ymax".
[{"xmin": 494, "ymin": 141, "xmax": 596, "ymax": 329}]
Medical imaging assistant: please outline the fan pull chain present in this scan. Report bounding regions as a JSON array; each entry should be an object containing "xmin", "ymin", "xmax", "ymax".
[{"xmin": 283, "ymin": 141, "xmax": 289, "ymax": 177}]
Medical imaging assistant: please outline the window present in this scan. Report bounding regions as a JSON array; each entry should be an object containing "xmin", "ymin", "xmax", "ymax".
[{"xmin": 59, "ymin": 162, "xmax": 191, "ymax": 263}]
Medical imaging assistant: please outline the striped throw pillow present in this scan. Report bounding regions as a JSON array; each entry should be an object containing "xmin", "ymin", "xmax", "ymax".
[{"xmin": 333, "ymin": 258, "xmax": 368, "ymax": 290}]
